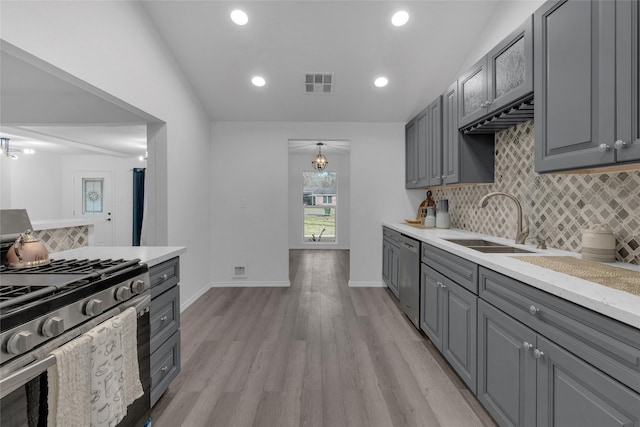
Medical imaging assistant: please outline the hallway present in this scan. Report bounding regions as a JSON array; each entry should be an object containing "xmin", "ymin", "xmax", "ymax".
[{"xmin": 151, "ymin": 250, "xmax": 494, "ymax": 426}]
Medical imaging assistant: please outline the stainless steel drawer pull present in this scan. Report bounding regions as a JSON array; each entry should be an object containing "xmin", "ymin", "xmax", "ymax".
[
  {"xmin": 160, "ymin": 316, "xmax": 168, "ymax": 322},
  {"xmin": 437, "ymin": 281, "xmax": 446, "ymax": 288},
  {"xmin": 529, "ymin": 305, "xmax": 539, "ymax": 316},
  {"xmin": 533, "ymin": 349, "xmax": 544, "ymax": 359},
  {"xmin": 161, "ymin": 274, "xmax": 169, "ymax": 281},
  {"xmin": 523, "ymin": 342, "xmax": 533, "ymax": 351},
  {"xmin": 161, "ymin": 366, "xmax": 169, "ymax": 373},
  {"xmin": 614, "ymin": 140, "xmax": 628, "ymax": 150}
]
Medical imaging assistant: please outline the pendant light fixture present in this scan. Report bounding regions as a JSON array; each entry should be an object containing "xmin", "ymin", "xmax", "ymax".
[{"xmin": 311, "ymin": 142, "xmax": 329, "ymax": 171}]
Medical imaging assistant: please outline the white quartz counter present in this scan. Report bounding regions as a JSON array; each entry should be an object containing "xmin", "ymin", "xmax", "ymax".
[
  {"xmin": 52, "ymin": 246, "xmax": 187, "ymax": 268},
  {"xmin": 383, "ymin": 222, "xmax": 640, "ymax": 329}
]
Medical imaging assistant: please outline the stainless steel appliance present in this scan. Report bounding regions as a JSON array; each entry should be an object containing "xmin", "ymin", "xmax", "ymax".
[
  {"xmin": 0, "ymin": 210, "xmax": 151, "ymax": 426},
  {"xmin": 399, "ymin": 235, "xmax": 420, "ymax": 328}
]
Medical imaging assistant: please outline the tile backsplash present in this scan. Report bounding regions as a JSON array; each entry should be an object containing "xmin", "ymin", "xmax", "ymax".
[
  {"xmin": 33, "ymin": 226, "xmax": 89, "ymax": 253},
  {"xmin": 430, "ymin": 120, "xmax": 640, "ymax": 265}
]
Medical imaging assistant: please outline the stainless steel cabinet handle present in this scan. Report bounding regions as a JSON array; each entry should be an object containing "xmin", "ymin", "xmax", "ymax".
[
  {"xmin": 533, "ymin": 349, "xmax": 545, "ymax": 359},
  {"xmin": 614, "ymin": 140, "xmax": 628, "ymax": 150},
  {"xmin": 160, "ymin": 315, "xmax": 168, "ymax": 322},
  {"xmin": 161, "ymin": 366, "xmax": 169, "ymax": 374},
  {"xmin": 598, "ymin": 143, "xmax": 610, "ymax": 152},
  {"xmin": 161, "ymin": 274, "xmax": 168, "ymax": 281},
  {"xmin": 529, "ymin": 305, "xmax": 539, "ymax": 316},
  {"xmin": 523, "ymin": 341, "xmax": 533, "ymax": 351}
]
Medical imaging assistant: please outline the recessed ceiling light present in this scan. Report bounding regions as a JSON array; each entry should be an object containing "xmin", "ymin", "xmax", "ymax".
[
  {"xmin": 391, "ymin": 11, "xmax": 409, "ymax": 27},
  {"xmin": 230, "ymin": 9, "xmax": 248, "ymax": 26},
  {"xmin": 251, "ymin": 76, "xmax": 266, "ymax": 87},
  {"xmin": 374, "ymin": 77, "xmax": 389, "ymax": 88},
  {"xmin": 22, "ymin": 148, "xmax": 35, "ymax": 155}
]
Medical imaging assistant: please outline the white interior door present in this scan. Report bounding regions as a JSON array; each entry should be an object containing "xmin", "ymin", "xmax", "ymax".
[{"xmin": 73, "ymin": 171, "xmax": 113, "ymax": 246}]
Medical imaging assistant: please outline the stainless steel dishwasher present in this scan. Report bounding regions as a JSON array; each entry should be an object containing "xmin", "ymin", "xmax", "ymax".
[{"xmin": 399, "ymin": 235, "xmax": 420, "ymax": 328}]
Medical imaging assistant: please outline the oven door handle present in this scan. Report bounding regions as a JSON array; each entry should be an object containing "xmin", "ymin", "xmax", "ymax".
[
  {"xmin": 123, "ymin": 293, "xmax": 151, "ymax": 316},
  {"xmin": 0, "ymin": 294, "xmax": 151, "ymax": 399}
]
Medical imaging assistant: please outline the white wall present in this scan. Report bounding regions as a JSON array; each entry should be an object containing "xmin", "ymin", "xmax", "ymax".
[
  {"xmin": 211, "ymin": 121, "xmax": 421, "ymax": 287},
  {"xmin": 0, "ymin": 152, "xmax": 64, "ymax": 220},
  {"xmin": 288, "ymin": 152, "xmax": 351, "ymax": 250},
  {"xmin": 1, "ymin": 1, "xmax": 212, "ymax": 309}
]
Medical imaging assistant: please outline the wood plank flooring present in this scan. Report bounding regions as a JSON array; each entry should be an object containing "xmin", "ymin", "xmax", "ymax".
[{"xmin": 151, "ymin": 250, "xmax": 496, "ymax": 427}]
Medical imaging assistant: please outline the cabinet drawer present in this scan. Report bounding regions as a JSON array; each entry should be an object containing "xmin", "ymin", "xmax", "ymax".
[
  {"xmin": 151, "ymin": 330, "xmax": 181, "ymax": 407},
  {"xmin": 150, "ymin": 257, "xmax": 180, "ymax": 298},
  {"xmin": 479, "ymin": 267, "xmax": 640, "ymax": 393},
  {"xmin": 151, "ymin": 285, "xmax": 180, "ymax": 354},
  {"xmin": 383, "ymin": 227, "xmax": 402, "ymax": 245},
  {"xmin": 422, "ymin": 243, "xmax": 478, "ymax": 294}
]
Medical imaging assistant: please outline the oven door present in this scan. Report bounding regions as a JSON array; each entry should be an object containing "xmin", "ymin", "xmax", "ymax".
[{"xmin": 0, "ymin": 294, "xmax": 151, "ymax": 427}]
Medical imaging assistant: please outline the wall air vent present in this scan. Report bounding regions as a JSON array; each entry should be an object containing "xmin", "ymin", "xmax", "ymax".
[
  {"xmin": 305, "ymin": 73, "xmax": 333, "ymax": 94},
  {"xmin": 233, "ymin": 265, "xmax": 247, "ymax": 279}
]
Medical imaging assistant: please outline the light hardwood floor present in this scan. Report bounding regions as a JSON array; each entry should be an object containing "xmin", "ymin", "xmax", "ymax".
[{"xmin": 151, "ymin": 250, "xmax": 496, "ymax": 427}]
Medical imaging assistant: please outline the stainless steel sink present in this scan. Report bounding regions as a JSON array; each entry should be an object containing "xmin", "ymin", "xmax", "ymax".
[
  {"xmin": 445, "ymin": 238, "xmax": 534, "ymax": 254},
  {"xmin": 470, "ymin": 246, "xmax": 534, "ymax": 254},
  {"xmin": 445, "ymin": 239, "xmax": 505, "ymax": 247}
]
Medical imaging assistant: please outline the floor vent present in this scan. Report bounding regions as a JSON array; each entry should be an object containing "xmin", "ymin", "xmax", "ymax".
[{"xmin": 305, "ymin": 73, "xmax": 333, "ymax": 94}]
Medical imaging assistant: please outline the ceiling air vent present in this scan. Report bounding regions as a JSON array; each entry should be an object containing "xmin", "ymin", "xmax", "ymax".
[{"xmin": 305, "ymin": 73, "xmax": 333, "ymax": 94}]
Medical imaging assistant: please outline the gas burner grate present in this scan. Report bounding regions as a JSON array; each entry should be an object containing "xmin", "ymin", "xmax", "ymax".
[{"xmin": 0, "ymin": 258, "xmax": 132, "ymax": 274}]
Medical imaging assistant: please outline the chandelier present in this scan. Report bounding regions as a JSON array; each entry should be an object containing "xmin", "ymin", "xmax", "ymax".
[{"xmin": 311, "ymin": 142, "xmax": 328, "ymax": 171}]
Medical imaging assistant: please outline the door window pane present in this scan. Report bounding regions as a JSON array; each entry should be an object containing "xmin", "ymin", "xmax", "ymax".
[
  {"xmin": 83, "ymin": 178, "xmax": 104, "ymax": 214},
  {"xmin": 303, "ymin": 172, "xmax": 336, "ymax": 242}
]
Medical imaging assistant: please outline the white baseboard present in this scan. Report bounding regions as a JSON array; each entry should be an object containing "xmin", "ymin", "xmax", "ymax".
[
  {"xmin": 210, "ymin": 281, "xmax": 291, "ymax": 288},
  {"xmin": 348, "ymin": 280, "xmax": 386, "ymax": 287},
  {"xmin": 180, "ymin": 284, "xmax": 211, "ymax": 313}
]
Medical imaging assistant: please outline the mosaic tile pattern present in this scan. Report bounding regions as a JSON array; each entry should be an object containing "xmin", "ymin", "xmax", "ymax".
[
  {"xmin": 430, "ymin": 120, "xmax": 640, "ymax": 265},
  {"xmin": 33, "ymin": 226, "xmax": 89, "ymax": 253}
]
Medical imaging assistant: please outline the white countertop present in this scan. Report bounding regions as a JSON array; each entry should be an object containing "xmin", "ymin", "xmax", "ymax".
[
  {"xmin": 52, "ymin": 246, "xmax": 187, "ymax": 267},
  {"xmin": 32, "ymin": 218, "xmax": 99, "ymax": 230},
  {"xmin": 383, "ymin": 222, "xmax": 640, "ymax": 329}
]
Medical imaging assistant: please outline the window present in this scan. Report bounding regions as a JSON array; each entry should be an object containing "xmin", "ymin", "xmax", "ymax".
[
  {"xmin": 303, "ymin": 171, "xmax": 336, "ymax": 242},
  {"xmin": 82, "ymin": 178, "xmax": 104, "ymax": 214}
]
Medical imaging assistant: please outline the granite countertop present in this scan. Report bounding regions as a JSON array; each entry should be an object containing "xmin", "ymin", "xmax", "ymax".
[
  {"xmin": 52, "ymin": 246, "xmax": 187, "ymax": 268},
  {"xmin": 383, "ymin": 222, "xmax": 640, "ymax": 329}
]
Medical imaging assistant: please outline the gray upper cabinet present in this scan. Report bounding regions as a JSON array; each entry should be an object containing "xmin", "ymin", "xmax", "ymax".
[
  {"xmin": 416, "ymin": 110, "xmax": 431, "ymax": 187},
  {"xmin": 442, "ymin": 81, "xmax": 495, "ymax": 185},
  {"xmin": 615, "ymin": 0, "xmax": 640, "ymax": 163},
  {"xmin": 535, "ymin": 0, "xmax": 640, "ymax": 172},
  {"xmin": 426, "ymin": 97, "xmax": 443, "ymax": 187},
  {"xmin": 459, "ymin": 15, "xmax": 534, "ymax": 131},
  {"xmin": 458, "ymin": 58, "xmax": 489, "ymax": 129},
  {"xmin": 405, "ymin": 119, "xmax": 418, "ymax": 188}
]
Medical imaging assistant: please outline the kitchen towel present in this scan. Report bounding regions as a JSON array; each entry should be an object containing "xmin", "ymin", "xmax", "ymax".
[
  {"xmin": 86, "ymin": 307, "xmax": 143, "ymax": 427},
  {"xmin": 47, "ymin": 333, "xmax": 92, "ymax": 427}
]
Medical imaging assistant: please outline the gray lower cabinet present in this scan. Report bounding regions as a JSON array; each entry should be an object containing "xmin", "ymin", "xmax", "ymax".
[
  {"xmin": 149, "ymin": 257, "xmax": 181, "ymax": 406},
  {"xmin": 478, "ymin": 267, "xmax": 640, "ymax": 427},
  {"xmin": 421, "ymin": 246, "xmax": 477, "ymax": 393},
  {"xmin": 535, "ymin": 0, "xmax": 640, "ymax": 172},
  {"xmin": 382, "ymin": 227, "xmax": 400, "ymax": 299}
]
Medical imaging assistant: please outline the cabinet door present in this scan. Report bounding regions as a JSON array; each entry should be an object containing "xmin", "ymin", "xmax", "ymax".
[
  {"xmin": 442, "ymin": 81, "xmax": 460, "ymax": 184},
  {"xmin": 382, "ymin": 239, "xmax": 391, "ymax": 286},
  {"xmin": 427, "ymin": 96, "xmax": 443, "ymax": 187},
  {"xmin": 416, "ymin": 112, "xmax": 430, "ymax": 187},
  {"xmin": 441, "ymin": 280, "xmax": 477, "ymax": 393},
  {"xmin": 536, "ymin": 336, "xmax": 640, "ymax": 427},
  {"xmin": 420, "ymin": 265, "xmax": 443, "ymax": 350},
  {"xmin": 487, "ymin": 15, "xmax": 533, "ymax": 115},
  {"xmin": 405, "ymin": 120, "xmax": 418, "ymax": 188},
  {"xmin": 478, "ymin": 300, "xmax": 536, "ymax": 427},
  {"xmin": 615, "ymin": 0, "xmax": 640, "ymax": 163},
  {"xmin": 389, "ymin": 245, "xmax": 400, "ymax": 299},
  {"xmin": 534, "ymin": 0, "xmax": 616, "ymax": 172},
  {"xmin": 459, "ymin": 57, "xmax": 488, "ymax": 129}
]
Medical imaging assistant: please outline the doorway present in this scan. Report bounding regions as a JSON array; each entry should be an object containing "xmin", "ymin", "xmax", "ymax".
[{"xmin": 73, "ymin": 171, "xmax": 113, "ymax": 246}]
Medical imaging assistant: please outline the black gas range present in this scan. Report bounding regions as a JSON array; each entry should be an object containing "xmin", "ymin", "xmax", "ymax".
[{"xmin": 0, "ymin": 257, "xmax": 150, "ymax": 365}]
